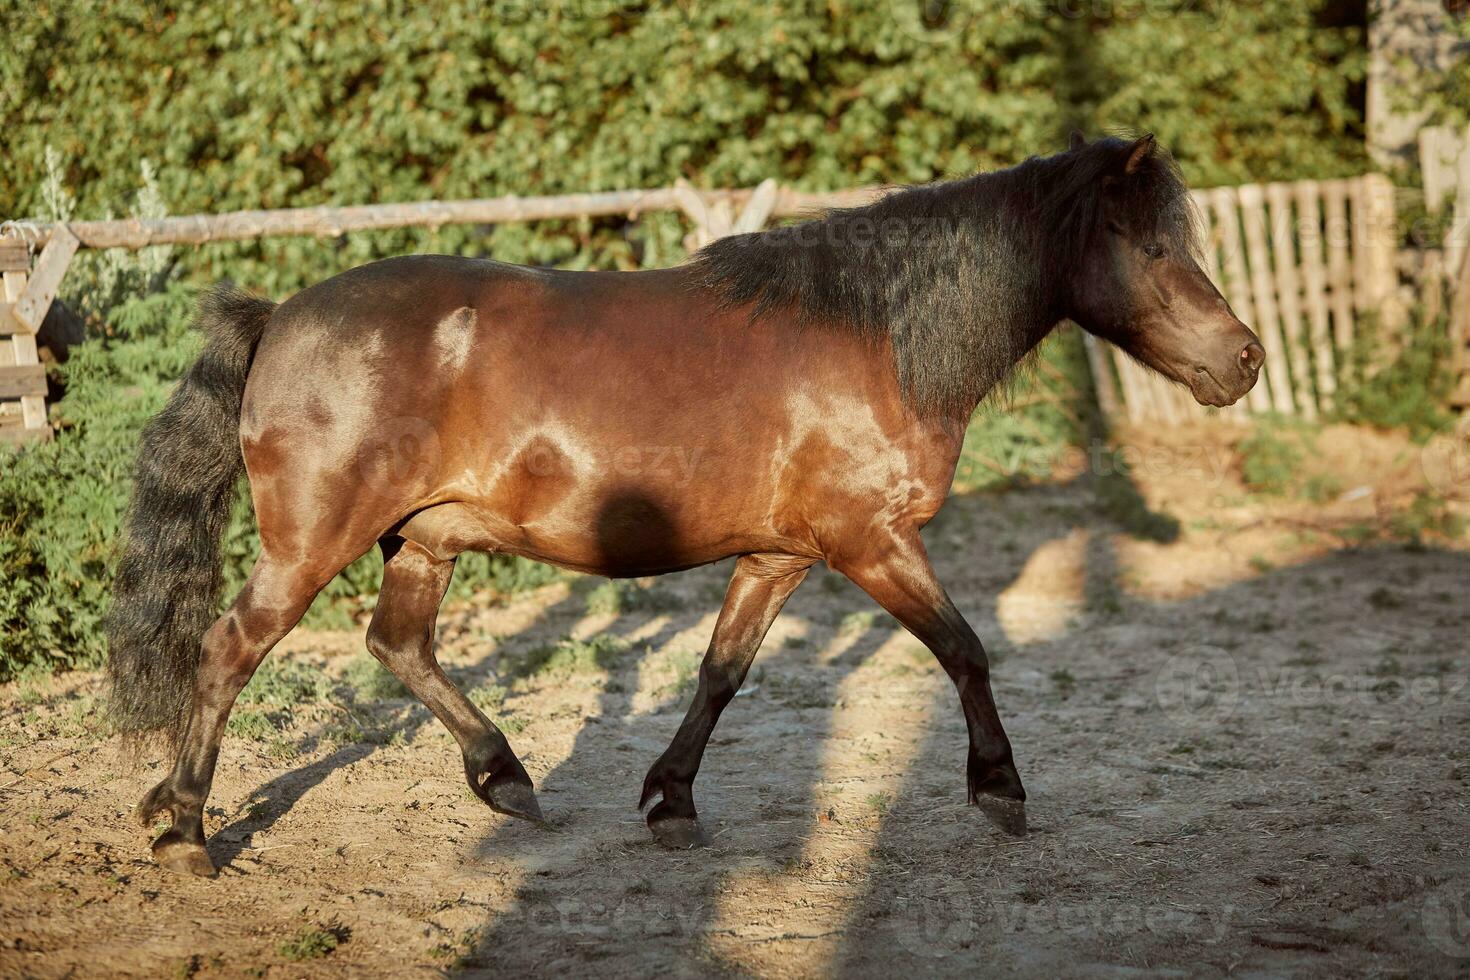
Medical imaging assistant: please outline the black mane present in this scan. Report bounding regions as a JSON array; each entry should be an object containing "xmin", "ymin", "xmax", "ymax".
[{"xmin": 694, "ymin": 137, "xmax": 1200, "ymax": 416}]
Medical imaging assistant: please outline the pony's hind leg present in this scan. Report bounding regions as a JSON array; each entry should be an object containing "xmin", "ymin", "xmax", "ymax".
[
  {"xmin": 640, "ymin": 553, "xmax": 813, "ymax": 848},
  {"xmin": 366, "ymin": 537, "xmax": 543, "ymax": 823},
  {"xmin": 138, "ymin": 554, "xmax": 327, "ymax": 877}
]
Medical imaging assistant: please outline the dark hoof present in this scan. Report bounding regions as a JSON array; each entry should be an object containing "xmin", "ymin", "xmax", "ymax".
[
  {"xmin": 153, "ymin": 837, "xmax": 217, "ymax": 878},
  {"xmin": 969, "ymin": 755, "xmax": 1027, "ymax": 836},
  {"xmin": 648, "ymin": 815, "xmax": 707, "ymax": 850},
  {"xmin": 480, "ymin": 777, "xmax": 547, "ymax": 825},
  {"xmin": 974, "ymin": 795, "xmax": 1028, "ymax": 837}
]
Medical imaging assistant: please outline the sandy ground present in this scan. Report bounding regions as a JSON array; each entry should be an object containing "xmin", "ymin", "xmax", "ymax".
[{"xmin": 2, "ymin": 421, "xmax": 1469, "ymax": 978}]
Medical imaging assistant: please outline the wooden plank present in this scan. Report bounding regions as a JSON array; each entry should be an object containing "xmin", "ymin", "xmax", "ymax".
[
  {"xmin": 1237, "ymin": 183, "xmax": 1295, "ymax": 414},
  {"xmin": 3, "ymin": 270, "xmax": 46, "ymax": 430},
  {"xmin": 1266, "ymin": 182, "xmax": 1315, "ymax": 418},
  {"xmin": 1293, "ymin": 181, "xmax": 1336, "ymax": 409},
  {"xmin": 11, "ymin": 226, "xmax": 78, "ymax": 334},
  {"xmin": 12, "ymin": 184, "xmax": 891, "ymax": 252},
  {"xmin": 1448, "ymin": 130, "xmax": 1470, "ymax": 284},
  {"xmin": 1112, "ymin": 348, "xmax": 1154, "ymax": 425},
  {"xmin": 0, "ymin": 303, "xmax": 27, "ymax": 336},
  {"xmin": 1322, "ymin": 179, "xmax": 1355, "ymax": 384},
  {"xmin": 1212, "ymin": 188, "xmax": 1272, "ymax": 414},
  {"xmin": 1449, "ymin": 247, "xmax": 1470, "ymax": 390},
  {"xmin": 1362, "ymin": 173, "xmax": 1402, "ymax": 339},
  {"xmin": 1081, "ymin": 332, "xmax": 1122, "ymax": 421},
  {"xmin": 0, "ymin": 241, "xmax": 29, "ymax": 273},
  {"xmin": 0, "ymin": 364, "xmax": 45, "ymax": 398}
]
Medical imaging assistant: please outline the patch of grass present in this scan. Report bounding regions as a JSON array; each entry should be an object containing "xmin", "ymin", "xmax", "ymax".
[
  {"xmin": 468, "ymin": 683, "xmax": 508, "ymax": 713},
  {"xmin": 226, "ymin": 709, "xmax": 284, "ymax": 742},
  {"xmin": 516, "ymin": 634, "xmax": 629, "ymax": 678},
  {"xmin": 865, "ymin": 792, "xmax": 891, "ymax": 814},
  {"xmin": 1238, "ymin": 415, "xmax": 1314, "ymax": 496},
  {"xmin": 278, "ymin": 924, "xmax": 349, "ymax": 962},
  {"xmin": 583, "ymin": 579, "xmax": 681, "ymax": 616},
  {"xmin": 239, "ymin": 657, "xmax": 331, "ymax": 708},
  {"xmin": 1049, "ymin": 668, "xmax": 1077, "ymax": 698},
  {"xmin": 663, "ymin": 649, "xmax": 702, "ymax": 698},
  {"xmin": 344, "ymin": 654, "xmax": 409, "ymax": 701},
  {"xmin": 837, "ymin": 610, "xmax": 878, "ymax": 635}
]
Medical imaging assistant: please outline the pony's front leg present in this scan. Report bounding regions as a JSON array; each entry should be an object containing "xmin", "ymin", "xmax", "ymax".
[
  {"xmin": 640, "ymin": 553, "xmax": 813, "ymax": 848},
  {"xmin": 834, "ymin": 531, "xmax": 1027, "ymax": 835}
]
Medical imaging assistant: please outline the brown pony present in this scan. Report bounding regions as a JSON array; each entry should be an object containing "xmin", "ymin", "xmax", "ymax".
[{"xmin": 107, "ymin": 134, "xmax": 1262, "ymax": 876}]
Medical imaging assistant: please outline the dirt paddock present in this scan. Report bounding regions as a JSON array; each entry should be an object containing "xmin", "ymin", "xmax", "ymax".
[{"xmin": 3, "ymin": 422, "xmax": 1469, "ymax": 978}]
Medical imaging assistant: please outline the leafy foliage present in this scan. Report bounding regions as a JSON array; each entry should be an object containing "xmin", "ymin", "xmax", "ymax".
[
  {"xmin": 0, "ymin": 1, "xmax": 1377, "ymax": 679},
  {"xmin": 3, "ymin": 1, "xmax": 1366, "ymax": 295}
]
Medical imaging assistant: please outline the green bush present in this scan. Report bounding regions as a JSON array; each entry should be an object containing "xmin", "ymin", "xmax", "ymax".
[
  {"xmin": 3, "ymin": 2, "xmax": 1366, "ymax": 295},
  {"xmin": 1330, "ymin": 309, "xmax": 1456, "ymax": 441}
]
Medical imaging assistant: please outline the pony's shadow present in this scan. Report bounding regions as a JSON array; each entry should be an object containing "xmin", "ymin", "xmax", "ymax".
[
  {"xmin": 449, "ymin": 497, "xmax": 909, "ymax": 973},
  {"xmin": 209, "ymin": 576, "xmax": 593, "ymax": 869}
]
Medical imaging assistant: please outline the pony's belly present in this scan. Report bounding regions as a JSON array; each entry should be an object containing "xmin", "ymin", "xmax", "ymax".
[{"xmin": 395, "ymin": 492, "xmax": 788, "ymax": 577}]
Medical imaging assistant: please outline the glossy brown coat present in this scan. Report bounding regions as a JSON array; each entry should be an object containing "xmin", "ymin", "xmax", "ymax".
[{"xmin": 126, "ymin": 135, "xmax": 1260, "ymax": 874}]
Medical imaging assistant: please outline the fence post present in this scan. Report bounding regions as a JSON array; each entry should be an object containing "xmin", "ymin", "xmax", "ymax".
[{"xmin": 0, "ymin": 226, "xmax": 76, "ymax": 445}]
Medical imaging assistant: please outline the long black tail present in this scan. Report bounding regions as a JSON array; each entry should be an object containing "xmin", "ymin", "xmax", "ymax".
[{"xmin": 105, "ymin": 285, "xmax": 276, "ymax": 748}]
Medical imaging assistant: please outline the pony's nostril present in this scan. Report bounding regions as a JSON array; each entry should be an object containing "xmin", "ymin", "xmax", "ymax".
[{"xmin": 1240, "ymin": 343, "xmax": 1265, "ymax": 373}]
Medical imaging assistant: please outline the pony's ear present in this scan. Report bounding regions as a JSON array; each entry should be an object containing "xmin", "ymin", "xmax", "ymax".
[
  {"xmin": 1123, "ymin": 133, "xmax": 1156, "ymax": 174},
  {"xmin": 1069, "ymin": 130, "xmax": 1086, "ymax": 151}
]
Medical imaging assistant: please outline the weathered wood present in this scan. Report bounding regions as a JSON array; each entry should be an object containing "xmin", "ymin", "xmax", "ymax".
[
  {"xmin": 1238, "ymin": 183, "xmax": 1296, "ymax": 414},
  {"xmin": 3, "ymin": 270, "xmax": 46, "ymax": 430},
  {"xmin": 1362, "ymin": 173, "xmax": 1403, "ymax": 338},
  {"xmin": 1266, "ymin": 182, "xmax": 1315, "ymax": 418},
  {"xmin": 1081, "ymin": 333, "xmax": 1122, "ymax": 421},
  {"xmin": 1294, "ymin": 181, "xmax": 1336, "ymax": 409},
  {"xmin": 0, "ymin": 364, "xmax": 46, "ymax": 398},
  {"xmin": 1321, "ymin": 180, "xmax": 1355, "ymax": 380},
  {"xmin": 1114, "ymin": 351, "xmax": 1156, "ymax": 425},
  {"xmin": 6, "ymin": 185, "xmax": 890, "ymax": 252},
  {"xmin": 1212, "ymin": 187, "xmax": 1272, "ymax": 414},
  {"xmin": 11, "ymin": 226, "xmax": 79, "ymax": 334},
  {"xmin": 0, "ymin": 303, "xmax": 26, "ymax": 336},
  {"xmin": 1449, "ymin": 244, "xmax": 1470, "ymax": 391},
  {"xmin": 0, "ymin": 241, "xmax": 29, "ymax": 272}
]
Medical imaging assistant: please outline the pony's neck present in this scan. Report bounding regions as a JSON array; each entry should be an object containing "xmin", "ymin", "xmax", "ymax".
[{"xmin": 698, "ymin": 161, "xmax": 1070, "ymax": 418}]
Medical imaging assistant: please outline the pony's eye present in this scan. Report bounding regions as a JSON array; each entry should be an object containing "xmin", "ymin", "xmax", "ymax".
[{"xmin": 1143, "ymin": 242, "xmax": 1165, "ymax": 260}]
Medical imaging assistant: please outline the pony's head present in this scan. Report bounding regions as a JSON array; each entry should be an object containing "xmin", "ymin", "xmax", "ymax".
[{"xmin": 1059, "ymin": 133, "xmax": 1263, "ymax": 408}]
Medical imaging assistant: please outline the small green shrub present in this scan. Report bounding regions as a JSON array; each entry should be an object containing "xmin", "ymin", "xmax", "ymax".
[
  {"xmin": 1238, "ymin": 415, "xmax": 1315, "ymax": 496},
  {"xmin": 343, "ymin": 654, "xmax": 409, "ymax": 701},
  {"xmin": 516, "ymin": 634, "xmax": 629, "ymax": 678},
  {"xmin": 1330, "ymin": 310, "xmax": 1454, "ymax": 440},
  {"xmin": 278, "ymin": 925, "xmax": 348, "ymax": 962}
]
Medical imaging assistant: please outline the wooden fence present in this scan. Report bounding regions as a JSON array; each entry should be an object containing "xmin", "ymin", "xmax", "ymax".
[
  {"xmin": 1084, "ymin": 173, "xmax": 1403, "ymax": 426},
  {"xmin": 0, "ymin": 167, "xmax": 1452, "ymax": 444}
]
